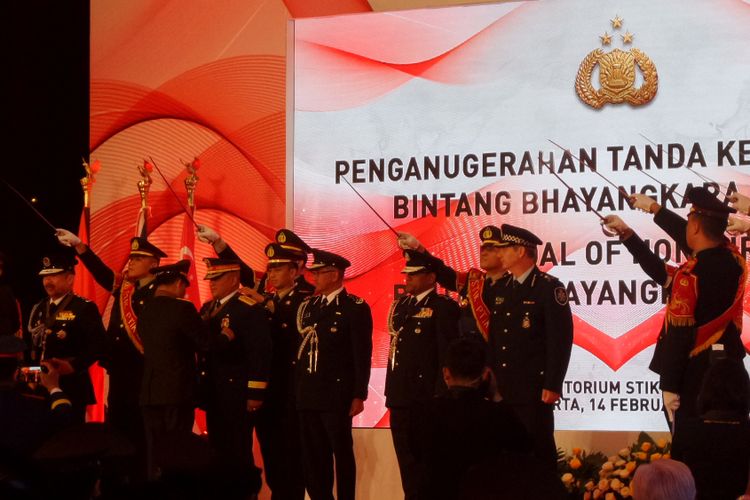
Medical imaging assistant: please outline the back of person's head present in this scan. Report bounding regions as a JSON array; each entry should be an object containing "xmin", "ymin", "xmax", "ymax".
[
  {"xmin": 444, "ymin": 338, "xmax": 487, "ymax": 382},
  {"xmin": 697, "ymin": 358, "xmax": 750, "ymax": 416},
  {"xmin": 631, "ymin": 459, "xmax": 696, "ymax": 500}
]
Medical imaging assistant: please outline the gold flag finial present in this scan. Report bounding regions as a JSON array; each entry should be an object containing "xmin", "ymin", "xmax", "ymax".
[
  {"xmin": 183, "ymin": 157, "xmax": 200, "ymax": 210},
  {"xmin": 137, "ymin": 160, "xmax": 154, "ymax": 209}
]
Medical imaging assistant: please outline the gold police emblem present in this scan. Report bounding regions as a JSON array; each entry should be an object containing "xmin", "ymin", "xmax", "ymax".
[
  {"xmin": 132, "ymin": 239, "xmax": 140, "ymax": 250},
  {"xmin": 482, "ymin": 228, "xmax": 492, "ymax": 239},
  {"xmin": 42, "ymin": 257, "xmax": 51, "ymax": 267},
  {"xmin": 575, "ymin": 16, "xmax": 658, "ymax": 109},
  {"xmin": 267, "ymin": 247, "xmax": 275, "ymax": 257},
  {"xmin": 521, "ymin": 316, "xmax": 530, "ymax": 329},
  {"xmin": 278, "ymin": 232, "xmax": 287, "ymax": 243}
]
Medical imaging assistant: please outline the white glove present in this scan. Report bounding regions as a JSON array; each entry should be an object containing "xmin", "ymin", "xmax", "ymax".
[
  {"xmin": 196, "ymin": 224, "xmax": 220, "ymax": 244},
  {"xmin": 56, "ymin": 228, "xmax": 81, "ymax": 247},
  {"xmin": 729, "ymin": 192, "xmax": 750, "ymax": 215},
  {"xmin": 727, "ymin": 216, "xmax": 750, "ymax": 235},
  {"xmin": 602, "ymin": 215, "xmax": 630, "ymax": 236},
  {"xmin": 630, "ymin": 193, "xmax": 658, "ymax": 213},
  {"xmin": 397, "ymin": 232, "xmax": 421, "ymax": 250},
  {"xmin": 662, "ymin": 391, "xmax": 680, "ymax": 423}
]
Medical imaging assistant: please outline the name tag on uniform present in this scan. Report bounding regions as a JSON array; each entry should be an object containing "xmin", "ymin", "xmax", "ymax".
[
  {"xmin": 413, "ymin": 308, "xmax": 433, "ymax": 318},
  {"xmin": 56, "ymin": 311, "xmax": 76, "ymax": 321},
  {"xmin": 522, "ymin": 301, "xmax": 535, "ymax": 305}
]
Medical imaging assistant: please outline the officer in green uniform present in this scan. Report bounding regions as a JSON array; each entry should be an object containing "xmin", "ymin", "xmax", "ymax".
[{"xmin": 138, "ymin": 259, "xmax": 233, "ymax": 479}]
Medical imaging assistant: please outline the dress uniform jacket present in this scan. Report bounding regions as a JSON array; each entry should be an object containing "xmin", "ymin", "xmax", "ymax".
[
  {"xmin": 266, "ymin": 280, "xmax": 314, "ymax": 410},
  {"xmin": 295, "ymin": 290, "xmax": 373, "ymax": 411},
  {"xmin": 621, "ymin": 208, "xmax": 745, "ymax": 419},
  {"xmin": 255, "ymin": 280, "xmax": 313, "ymax": 499},
  {"xmin": 384, "ymin": 290, "xmax": 460, "ymax": 407},
  {"xmin": 28, "ymin": 293, "xmax": 104, "ymax": 409},
  {"xmin": 78, "ymin": 248, "xmax": 156, "ymax": 410},
  {"xmin": 436, "ymin": 263, "xmax": 508, "ymax": 342},
  {"xmin": 138, "ymin": 295, "xmax": 222, "ymax": 407},
  {"xmin": 199, "ymin": 292, "xmax": 272, "ymax": 404},
  {"xmin": 488, "ymin": 268, "xmax": 573, "ymax": 404}
]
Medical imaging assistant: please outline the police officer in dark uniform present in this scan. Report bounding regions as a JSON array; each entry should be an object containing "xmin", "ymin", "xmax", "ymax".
[
  {"xmin": 247, "ymin": 239, "xmax": 313, "ymax": 500},
  {"xmin": 488, "ymin": 224, "xmax": 573, "ymax": 471},
  {"xmin": 398, "ymin": 226, "xmax": 509, "ymax": 342},
  {"xmin": 198, "ymin": 257, "xmax": 272, "ymax": 496},
  {"xmin": 27, "ymin": 253, "xmax": 105, "ymax": 422},
  {"xmin": 138, "ymin": 259, "xmax": 233, "ymax": 479},
  {"xmin": 385, "ymin": 249, "xmax": 460, "ymax": 500},
  {"xmin": 296, "ymin": 249, "xmax": 372, "ymax": 500},
  {"xmin": 56, "ymin": 229, "xmax": 166, "ymax": 469},
  {"xmin": 197, "ymin": 226, "xmax": 316, "ymax": 296},
  {"xmin": 605, "ymin": 187, "xmax": 746, "ymax": 446}
]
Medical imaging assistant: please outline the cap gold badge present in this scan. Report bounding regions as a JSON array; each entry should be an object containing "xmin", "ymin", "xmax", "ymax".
[
  {"xmin": 42, "ymin": 257, "xmax": 51, "ymax": 267},
  {"xmin": 132, "ymin": 240, "xmax": 139, "ymax": 250},
  {"xmin": 278, "ymin": 232, "xmax": 287, "ymax": 243},
  {"xmin": 482, "ymin": 228, "xmax": 492, "ymax": 239},
  {"xmin": 267, "ymin": 247, "xmax": 275, "ymax": 257}
]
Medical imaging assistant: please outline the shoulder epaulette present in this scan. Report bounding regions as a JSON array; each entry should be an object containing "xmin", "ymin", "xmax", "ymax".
[{"xmin": 238, "ymin": 295, "xmax": 258, "ymax": 306}]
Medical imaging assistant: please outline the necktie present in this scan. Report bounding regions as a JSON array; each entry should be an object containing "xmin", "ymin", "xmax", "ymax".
[{"xmin": 320, "ymin": 296, "xmax": 329, "ymax": 307}]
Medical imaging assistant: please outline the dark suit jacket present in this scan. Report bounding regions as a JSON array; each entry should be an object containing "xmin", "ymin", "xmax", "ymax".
[
  {"xmin": 385, "ymin": 289, "xmax": 459, "ymax": 408},
  {"xmin": 295, "ymin": 289, "xmax": 373, "ymax": 411},
  {"xmin": 488, "ymin": 268, "xmax": 573, "ymax": 404},
  {"xmin": 138, "ymin": 294, "xmax": 225, "ymax": 407}
]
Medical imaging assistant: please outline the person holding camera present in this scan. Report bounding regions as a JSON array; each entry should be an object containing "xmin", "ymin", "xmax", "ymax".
[{"xmin": 0, "ymin": 335, "xmax": 74, "ymax": 458}]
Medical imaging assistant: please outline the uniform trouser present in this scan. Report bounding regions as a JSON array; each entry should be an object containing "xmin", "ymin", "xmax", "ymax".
[
  {"xmin": 509, "ymin": 401, "xmax": 557, "ymax": 472},
  {"xmin": 389, "ymin": 407, "xmax": 423, "ymax": 500},
  {"xmin": 141, "ymin": 404, "xmax": 194, "ymax": 480},
  {"xmin": 298, "ymin": 409, "xmax": 356, "ymax": 500},
  {"xmin": 205, "ymin": 394, "xmax": 262, "ymax": 496},
  {"xmin": 256, "ymin": 403, "xmax": 305, "ymax": 500}
]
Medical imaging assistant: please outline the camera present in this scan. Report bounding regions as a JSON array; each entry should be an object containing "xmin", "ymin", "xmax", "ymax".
[{"xmin": 18, "ymin": 365, "xmax": 47, "ymax": 384}]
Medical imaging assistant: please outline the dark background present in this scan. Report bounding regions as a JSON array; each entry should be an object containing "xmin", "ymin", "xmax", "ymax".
[{"xmin": 3, "ymin": 1, "xmax": 89, "ymax": 316}]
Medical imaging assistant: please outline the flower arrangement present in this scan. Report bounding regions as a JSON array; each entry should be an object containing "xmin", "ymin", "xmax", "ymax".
[
  {"xmin": 560, "ymin": 432, "xmax": 672, "ymax": 500},
  {"xmin": 558, "ymin": 447, "xmax": 607, "ymax": 497}
]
